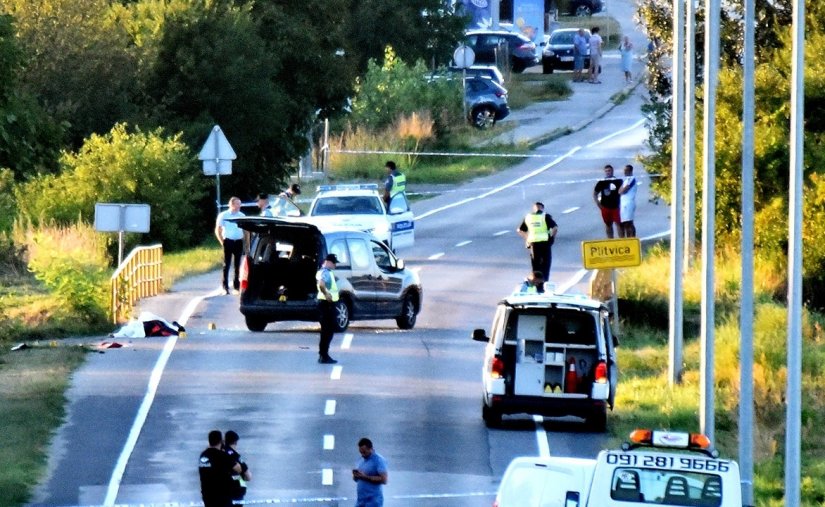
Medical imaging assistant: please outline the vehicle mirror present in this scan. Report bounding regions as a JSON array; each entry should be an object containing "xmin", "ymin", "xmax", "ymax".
[
  {"xmin": 396, "ymin": 258, "xmax": 405, "ymax": 270},
  {"xmin": 471, "ymin": 328, "xmax": 489, "ymax": 342}
]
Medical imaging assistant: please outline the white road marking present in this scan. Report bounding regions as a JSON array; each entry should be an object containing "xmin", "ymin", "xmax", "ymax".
[
  {"xmin": 103, "ymin": 291, "xmax": 214, "ymax": 505},
  {"xmin": 330, "ymin": 365, "xmax": 343, "ymax": 380},
  {"xmin": 534, "ymin": 415, "xmax": 551, "ymax": 457},
  {"xmin": 562, "ymin": 206, "xmax": 580, "ymax": 214},
  {"xmin": 493, "ymin": 230, "xmax": 510, "ymax": 236},
  {"xmin": 323, "ymin": 434, "xmax": 335, "ymax": 450},
  {"xmin": 585, "ymin": 118, "xmax": 646, "ymax": 148},
  {"xmin": 428, "ymin": 252, "xmax": 445, "ymax": 260},
  {"xmin": 557, "ymin": 269, "xmax": 590, "ymax": 294},
  {"xmin": 324, "ymin": 400, "xmax": 336, "ymax": 416},
  {"xmin": 455, "ymin": 240, "xmax": 472, "ymax": 247},
  {"xmin": 341, "ymin": 332, "xmax": 353, "ymax": 349},
  {"xmin": 322, "ymin": 468, "xmax": 333, "ymax": 485}
]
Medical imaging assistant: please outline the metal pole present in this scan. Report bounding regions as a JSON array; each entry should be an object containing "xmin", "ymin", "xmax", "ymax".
[
  {"xmin": 739, "ymin": 0, "xmax": 756, "ymax": 500},
  {"xmin": 684, "ymin": 0, "xmax": 697, "ymax": 267},
  {"xmin": 785, "ymin": 0, "xmax": 804, "ymax": 501},
  {"xmin": 700, "ymin": 0, "xmax": 720, "ymax": 444},
  {"xmin": 611, "ymin": 269, "xmax": 620, "ymax": 336},
  {"xmin": 668, "ymin": 0, "xmax": 686, "ymax": 386},
  {"xmin": 463, "ymin": 67, "xmax": 468, "ymax": 122},
  {"xmin": 215, "ymin": 174, "xmax": 222, "ymax": 216}
]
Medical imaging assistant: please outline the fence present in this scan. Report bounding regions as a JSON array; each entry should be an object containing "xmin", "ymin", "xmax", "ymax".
[{"xmin": 110, "ymin": 244, "xmax": 163, "ymax": 324}]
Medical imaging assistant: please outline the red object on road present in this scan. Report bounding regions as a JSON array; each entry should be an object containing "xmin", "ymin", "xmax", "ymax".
[{"xmin": 565, "ymin": 356, "xmax": 579, "ymax": 393}]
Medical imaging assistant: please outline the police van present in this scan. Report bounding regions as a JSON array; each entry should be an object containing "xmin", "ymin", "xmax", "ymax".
[
  {"xmin": 303, "ymin": 184, "xmax": 415, "ymax": 250},
  {"xmin": 494, "ymin": 429, "xmax": 742, "ymax": 507}
]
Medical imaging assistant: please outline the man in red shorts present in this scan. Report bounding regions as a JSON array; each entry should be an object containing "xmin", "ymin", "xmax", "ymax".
[{"xmin": 593, "ymin": 164, "xmax": 623, "ymax": 238}]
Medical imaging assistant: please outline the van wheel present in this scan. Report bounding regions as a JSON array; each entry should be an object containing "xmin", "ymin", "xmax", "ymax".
[
  {"xmin": 587, "ymin": 407, "xmax": 607, "ymax": 432},
  {"xmin": 245, "ymin": 316, "xmax": 267, "ymax": 332},
  {"xmin": 333, "ymin": 299, "xmax": 350, "ymax": 332},
  {"xmin": 482, "ymin": 402, "xmax": 502, "ymax": 427},
  {"xmin": 396, "ymin": 294, "xmax": 417, "ymax": 329}
]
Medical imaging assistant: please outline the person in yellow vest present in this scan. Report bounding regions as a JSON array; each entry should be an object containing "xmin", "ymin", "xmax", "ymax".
[
  {"xmin": 383, "ymin": 160, "xmax": 406, "ymax": 208},
  {"xmin": 517, "ymin": 202, "xmax": 558, "ymax": 281},
  {"xmin": 316, "ymin": 253, "xmax": 340, "ymax": 364}
]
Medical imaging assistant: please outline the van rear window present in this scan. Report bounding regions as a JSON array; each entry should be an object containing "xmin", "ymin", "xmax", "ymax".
[
  {"xmin": 610, "ymin": 467, "xmax": 722, "ymax": 506},
  {"xmin": 503, "ymin": 309, "xmax": 598, "ymax": 345}
]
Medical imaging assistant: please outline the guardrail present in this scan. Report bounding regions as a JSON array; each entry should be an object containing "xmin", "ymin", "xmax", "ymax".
[{"xmin": 110, "ymin": 244, "xmax": 163, "ymax": 324}]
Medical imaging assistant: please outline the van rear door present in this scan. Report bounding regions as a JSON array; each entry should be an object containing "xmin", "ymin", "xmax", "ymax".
[{"xmin": 495, "ymin": 456, "xmax": 596, "ymax": 507}]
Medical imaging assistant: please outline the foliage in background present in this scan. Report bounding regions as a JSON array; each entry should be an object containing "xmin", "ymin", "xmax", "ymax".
[{"xmin": 16, "ymin": 124, "xmax": 207, "ymax": 252}]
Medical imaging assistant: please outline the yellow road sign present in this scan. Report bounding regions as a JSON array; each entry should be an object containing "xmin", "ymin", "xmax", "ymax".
[{"xmin": 581, "ymin": 238, "xmax": 642, "ymax": 269}]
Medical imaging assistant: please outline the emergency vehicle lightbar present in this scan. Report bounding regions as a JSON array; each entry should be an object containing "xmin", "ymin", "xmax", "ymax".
[
  {"xmin": 624, "ymin": 429, "xmax": 719, "ymax": 458},
  {"xmin": 317, "ymin": 184, "xmax": 379, "ymax": 192}
]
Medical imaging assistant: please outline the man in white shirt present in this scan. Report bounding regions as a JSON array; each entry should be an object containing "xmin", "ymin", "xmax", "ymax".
[
  {"xmin": 215, "ymin": 196, "xmax": 245, "ymax": 294},
  {"xmin": 588, "ymin": 26, "xmax": 604, "ymax": 83},
  {"xmin": 619, "ymin": 164, "xmax": 638, "ymax": 237}
]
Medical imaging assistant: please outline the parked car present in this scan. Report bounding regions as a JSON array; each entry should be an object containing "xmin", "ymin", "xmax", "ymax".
[
  {"xmin": 463, "ymin": 29, "xmax": 539, "ymax": 73},
  {"xmin": 447, "ymin": 65, "xmax": 505, "ymax": 86},
  {"xmin": 465, "ymin": 76, "xmax": 510, "ymax": 129},
  {"xmin": 541, "ymin": 28, "xmax": 591, "ymax": 74},
  {"xmin": 233, "ymin": 218, "xmax": 422, "ymax": 332},
  {"xmin": 472, "ymin": 290, "xmax": 618, "ymax": 430},
  {"xmin": 560, "ymin": 0, "xmax": 604, "ymax": 16}
]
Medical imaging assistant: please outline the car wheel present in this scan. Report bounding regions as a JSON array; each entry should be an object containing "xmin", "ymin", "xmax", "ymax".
[
  {"xmin": 542, "ymin": 60, "xmax": 554, "ymax": 74},
  {"xmin": 245, "ymin": 316, "xmax": 267, "ymax": 332},
  {"xmin": 575, "ymin": 4, "xmax": 593, "ymax": 16},
  {"xmin": 586, "ymin": 406, "xmax": 607, "ymax": 432},
  {"xmin": 472, "ymin": 106, "xmax": 496, "ymax": 130},
  {"xmin": 333, "ymin": 298, "xmax": 350, "ymax": 332},
  {"xmin": 395, "ymin": 293, "xmax": 418, "ymax": 329},
  {"xmin": 482, "ymin": 401, "xmax": 502, "ymax": 427}
]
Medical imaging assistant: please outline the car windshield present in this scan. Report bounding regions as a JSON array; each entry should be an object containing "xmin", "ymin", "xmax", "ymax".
[
  {"xmin": 311, "ymin": 196, "xmax": 384, "ymax": 216},
  {"xmin": 551, "ymin": 32, "xmax": 576, "ymax": 44}
]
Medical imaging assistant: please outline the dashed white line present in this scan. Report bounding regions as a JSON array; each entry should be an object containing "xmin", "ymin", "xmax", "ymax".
[
  {"xmin": 341, "ymin": 332, "xmax": 353, "ymax": 349},
  {"xmin": 428, "ymin": 252, "xmax": 445, "ymax": 260},
  {"xmin": 455, "ymin": 240, "xmax": 472, "ymax": 247},
  {"xmin": 322, "ymin": 468, "xmax": 333, "ymax": 485},
  {"xmin": 323, "ymin": 434, "xmax": 335, "ymax": 450},
  {"xmin": 330, "ymin": 365, "xmax": 343, "ymax": 380},
  {"xmin": 562, "ymin": 206, "xmax": 580, "ymax": 214},
  {"xmin": 324, "ymin": 400, "xmax": 336, "ymax": 416},
  {"xmin": 493, "ymin": 230, "xmax": 510, "ymax": 236},
  {"xmin": 533, "ymin": 415, "xmax": 551, "ymax": 457}
]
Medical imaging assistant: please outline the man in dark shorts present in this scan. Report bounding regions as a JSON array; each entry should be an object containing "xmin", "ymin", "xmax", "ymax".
[{"xmin": 593, "ymin": 164, "xmax": 623, "ymax": 238}]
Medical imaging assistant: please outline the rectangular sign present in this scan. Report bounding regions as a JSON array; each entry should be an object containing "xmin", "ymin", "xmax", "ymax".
[
  {"xmin": 94, "ymin": 203, "xmax": 151, "ymax": 233},
  {"xmin": 581, "ymin": 238, "xmax": 641, "ymax": 269}
]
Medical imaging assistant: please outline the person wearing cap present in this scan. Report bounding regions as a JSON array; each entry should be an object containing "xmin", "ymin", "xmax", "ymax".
[
  {"xmin": 316, "ymin": 253, "xmax": 340, "ymax": 364},
  {"xmin": 279, "ymin": 183, "xmax": 301, "ymax": 203},
  {"xmin": 517, "ymin": 202, "xmax": 558, "ymax": 281},
  {"xmin": 257, "ymin": 192, "xmax": 274, "ymax": 217},
  {"xmin": 382, "ymin": 160, "xmax": 406, "ymax": 207},
  {"xmin": 222, "ymin": 430, "xmax": 251, "ymax": 502}
]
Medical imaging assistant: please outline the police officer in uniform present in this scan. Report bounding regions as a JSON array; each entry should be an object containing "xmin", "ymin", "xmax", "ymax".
[
  {"xmin": 223, "ymin": 430, "xmax": 251, "ymax": 502},
  {"xmin": 517, "ymin": 202, "xmax": 558, "ymax": 281},
  {"xmin": 199, "ymin": 430, "xmax": 241, "ymax": 507},
  {"xmin": 383, "ymin": 160, "xmax": 406, "ymax": 208},
  {"xmin": 316, "ymin": 253, "xmax": 340, "ymax": 364}
]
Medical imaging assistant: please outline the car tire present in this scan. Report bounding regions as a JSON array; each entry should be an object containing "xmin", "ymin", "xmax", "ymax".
[
  {"xmin": 482, "ymin": 402, "xmax": 502, "ymax": 427},
  {"xmin": 586, "ymin": 406, "xmax": 607, "ymax": 432},
  {"xmin": 542, "ymin": 60, "xmax": 554, "ymax": 74},
  {"xmin": 245, "ymin": 316, "xmax": 268, "ymax": 332},
  {"xmin": 472, "ymin": 106, "xmax": 496, "ymax": 130},
  {"xmin": 395, "ymin": 293, "xmax": 418, "ymax": 330},
  {"xmin": 575, "ymin": 4, "xmax": 593, "ymax": 16},
  {"xmin": 333, "ymin": 298, "xmax": 351, "ymax": 332}
]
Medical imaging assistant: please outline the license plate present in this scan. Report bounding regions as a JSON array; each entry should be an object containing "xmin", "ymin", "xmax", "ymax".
[{"xmin": 561, "ymin": 56, "xmax": 574, "ymax": 62}]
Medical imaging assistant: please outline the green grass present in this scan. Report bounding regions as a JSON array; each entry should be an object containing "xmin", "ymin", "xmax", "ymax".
[
  {"xmin": 162, "ymin": 243, "xmax": 223, "ymax": 288},
  {"xmin": 506, "ymin": 73, "xmax": 572, "ymax": 109}
]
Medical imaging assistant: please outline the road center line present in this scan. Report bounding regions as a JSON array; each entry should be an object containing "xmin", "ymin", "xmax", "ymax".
[
  {"xmin": 455, "ymin": 240, "xmax": 472, "ymax": 247},
  {"xmin": 323, "ymin": 434, "xmax": 335, "ymax": 450},
  {"xmin": 341, "ymin": 332, "xmax": 353, "ymax": 349},
  {"xmin": 533, "ymin": 415, "xmax": 551, "ymax": 457},
  {"xmin": 324, "ymin": 400, "xmax": 336, "ymax": 416},
  {"xmin": 330, "ymin": 365, "xmax": 343, "ymax": 380},
  {"xmin": 585, "ymin": 118, "xmax": 645, "ymax": 148},
  {"xmin": 493, "ymin": 230, "xmax": 509, "ymax": 236},
  {"xmin": 428, "ymin": 252, "xmax": 445, "ymax": 260},
  {"xmin": 562, "ymin": 206, "xmax": 580, "ymax": 214},
  {"xmin": 322, "ymin": 468, "xmax": 333, "ymax": 485}
]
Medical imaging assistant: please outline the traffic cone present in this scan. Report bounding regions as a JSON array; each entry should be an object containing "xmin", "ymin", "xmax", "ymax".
[{"xmin": 565, "ymin": 356, "xmax": 579, "ymax": 393}]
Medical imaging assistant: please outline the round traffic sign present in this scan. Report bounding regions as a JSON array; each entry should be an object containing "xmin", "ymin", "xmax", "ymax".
[{"xmin": 453, "ymin": 45, "xmax": 476, "ymax": 69}]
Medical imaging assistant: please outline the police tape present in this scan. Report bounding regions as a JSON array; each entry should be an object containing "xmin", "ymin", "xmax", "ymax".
[{"xmin": 332, "ymin": 148, "xmax": 548, "ymax": 158}]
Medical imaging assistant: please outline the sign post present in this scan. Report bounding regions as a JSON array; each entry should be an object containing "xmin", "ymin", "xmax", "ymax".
[
  {"xmin": 198, "ymin": 125, "xmax": 237, "ymax": 214},
  {"xmin": 94, "ymin": 203, "xmax": 151, "ymax": 265},
  {"xmin": 453, "ymin": 44, "xmax": 476, "ymax": 122},
  {"xmin": 581, "ymin": 237, "xmax": 642, "ymax": 333}
]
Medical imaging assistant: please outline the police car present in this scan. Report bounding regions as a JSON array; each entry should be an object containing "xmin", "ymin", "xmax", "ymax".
[
  {"xmin": 303, "ymin": 184, "xmax": 415, "ymax": 250},
  {"xmin": 494, "ymin": 429, "xmax": 742, "ymax": 507}
]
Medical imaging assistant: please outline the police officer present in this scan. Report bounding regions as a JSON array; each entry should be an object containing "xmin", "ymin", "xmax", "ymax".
[
  {"xmin": 223, "ymin": 430, "xmax": 251, "ymax": 502},
  {"xmin": 517, "ymin": 202, "xmax": 558, "ymax": 281},
  {"xmin": 257, "ymin": 192, "xmax": 274, "ymax": 217},
  {"xmin": 316, "ymin": 253, "xmax": 340, "ymax": 364},
  {"xmin": 383, "ymin": 161, "xmax": 406, "ymax": 207},
  {"xmin": 198, "ymin": 430, "xmax": 241, "ymax": 507}
]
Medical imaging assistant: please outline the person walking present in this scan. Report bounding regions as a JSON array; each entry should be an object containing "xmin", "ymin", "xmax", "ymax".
[
  {"xmin": 572, "ymin": 28, "xmax": 589, "ymax": 82},
  {"xmin": 620, "ymin": 35, "xmax": 634, "ymax": 83},
  {"xmin": 214, "ymin": 196, "xmax": 245, "ymax": 295},
  {"xmin": 257, "ymin": 192, "xmax": 274, "ymax": 217},
  {"xmin": 223, "ymin": 430, "xmax": 252, "ymax": 502},
  {"xmin": 588, "ymin": 26, "xmax": 603, "ymax": 84},
  {"xmin": 316, "ymin": 253, "xmax": 340, "ymax": 364},
  {"xmin": 517, "ymin": 202, "xmax": 558, "ymax": 281},
  {"xmin": 382, "ymin": 161, "xmax": 406, "ymax": 207},
  {"xmin": 593, "ymin": 164, "xmax": 623, "ymax": 238},
  {"xmin": 352, "ymin": 437, "xmax": 388, "ymax": 507},
  {"xmin": 619, "ymin": 164, "xmax": 638, "ymax": 237},
  {"xmin": 198, "ymin": 430, "xmax": 241, "ymax": 507}
]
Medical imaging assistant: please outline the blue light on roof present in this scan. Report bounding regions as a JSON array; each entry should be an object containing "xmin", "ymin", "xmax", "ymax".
[{"xmin": 317, "ymin": 184, "xmax": 379, "ymax": 192}]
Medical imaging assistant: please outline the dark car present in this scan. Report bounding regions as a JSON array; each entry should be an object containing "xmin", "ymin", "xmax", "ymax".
[
  {"xmin": 464, "ymin": 30, "xmax": 539, "ymax": 73},
  {"xmin": 541, "ymin": 28, "xmax": 591, "ymax": 74},
  {"xmin": 233, "ymin": 218, "xmax": 422, "ymax": 332},
  {"xmin": 562, "ymin": 0, "xmax": 604, "ymax": 16},
  {"xmin": 465, "ymin": 76, "xmax": 510, "ymax": 129}
]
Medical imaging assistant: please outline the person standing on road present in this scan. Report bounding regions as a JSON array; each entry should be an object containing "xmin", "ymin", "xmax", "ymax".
[
  {"xmin": 223, "ymin": 430, "xmax": 252, "ymax": 502},
  {"xmin": 257, "ymin": 192, "xmax": 274, "ymax": 217},
  {"xmin": 593, "ymin": 165, "xmax": 623, "ymax": 238},
  {"xmin": 352, "ymin": 437, "xmax": 388, "ymax": 507},
  {"xmin": 517, "ymin": 202, "xmax": 558, "ymax": 281},
  {"xmin": 620, "ymin": 35, "xmax": 634, "ymax": 83},
  {"xmin": 382, "ymin": 161, "xmax": 406, "ymax": 208},
  {"xmin": 619, "ymin": 164, "xmax": 638, "ymax": 237},
  {"xmin": 214, "ymin": 197, "xmax": 245, "ymax": 295},
  {"xmin": 573, "ymin": 28, "xmax": 589, "ymax": 82},
  {"xmin": 316, "ymin": 253, "xmax": 340, "ymax": 364},
  {"xmin": 199, "ymin": 430, "xmax": 241, "ymax": 507},
  {"xmin": 588, "ymin": 26, "xmax": 603, "ymax": 84}
]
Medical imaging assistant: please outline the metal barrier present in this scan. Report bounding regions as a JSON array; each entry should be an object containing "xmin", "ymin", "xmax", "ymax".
[{"xmin": 110, "ymin": 244, "xmax": 163, "ymax": 324}]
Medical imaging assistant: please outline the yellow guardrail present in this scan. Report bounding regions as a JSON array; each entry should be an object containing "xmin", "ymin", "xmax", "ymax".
[{"xmin": 110, "ymin": 244, "xmax": 163, "ymax": 324}]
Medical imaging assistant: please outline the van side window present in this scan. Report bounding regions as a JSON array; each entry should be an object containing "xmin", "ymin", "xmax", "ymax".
[
  {"xmin": 328, "ymin": 240, "xmax": 349, "ymax": 267},
  {"xmin": 348, "ymin": 239, "xmax": 371, "ymax": 270}
]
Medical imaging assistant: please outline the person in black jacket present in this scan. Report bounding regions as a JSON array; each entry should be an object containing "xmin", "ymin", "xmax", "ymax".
[
  {"xmin": 223, "ymin": 430, "xmax": 252, "ymax": 501},
  {"xmin": 198, "ymin": 430, "xmax": 241, "ymax": 507}
]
